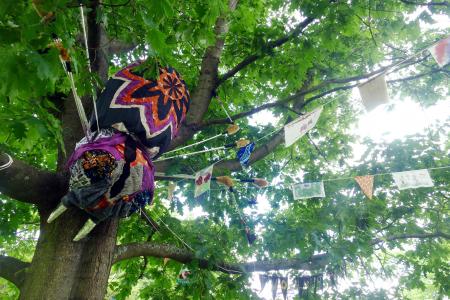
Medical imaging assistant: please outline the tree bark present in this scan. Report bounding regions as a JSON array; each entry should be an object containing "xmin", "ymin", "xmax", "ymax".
[{"xmin": 19, "ymin": 3, "xmax": 119, "ymax": 299}]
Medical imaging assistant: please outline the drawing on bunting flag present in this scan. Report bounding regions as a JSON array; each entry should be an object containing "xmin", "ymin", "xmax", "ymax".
[
  {"xmin": 292, "ymin": 182, "xmax": 326, "ymax": 200},
  {"xmin": 284, "ymin": 107, "xmax": 323, "ymax": 147},
  {"xmin": 194, "ymin": 164, "xmax": 214, "ymax": 198},
  {"xmin": 392, "ymin": 169, "xmax": 434, "ymax": 190},
  {"xmin": 358, "ymin": 74, "xmax": 389, "ymax": 111},
  {"xmin": 428, "ymin": 36, "xmax": 450, "ymax": 67}
]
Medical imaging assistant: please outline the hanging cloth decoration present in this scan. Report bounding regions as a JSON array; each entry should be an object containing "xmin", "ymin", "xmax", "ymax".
[
  {"xmin": 92, "ymin": 62, "xmax": 191, "ymax": 159},
  {"xmin": 284, "ymin": 107, "xmax": 323, "ymax": 147},
  {"xmin": 176, "ymin": 267, "xmax": 191, "ymax": 285},
  {"xmin": 167, "ymin": 182, "xmax": 176, "ymax": 201},
  {"xmin": 392, "ymin": 169, "xmax": 434, "ymax": 190},
  {"xmin": 163, "ymin": 257, "xmax": 170, "ymax": 266},
  {"xmin": 428, "ymin": 36, "xmax": 450, "ymax": 68},
  {"xmin": 237, "ymin": 142, "xmax": 255, "ymax": 167},
  {"xmin": 194, "ymin": 164, "xmax": 214, "ymax": 198},
  {"xmin": 259, "ymin": 274, "xmax": 269, "ymax": 291},
  {"xmin": 292, "ymin": 182, "xmax": 326, "ymax": 200},
  {"xmin": 271, "ymin": 275, "xmax": 279, "ymax": 300},
  {"xmin": 354, "ymin": 175, "xmax": 374, "ymax": 199},
  {"xmin": 47, "ymin": 130, "xmax": 155, "ymax": 241},
  {"xmin": 357, "ymin": 74, "xmax": 389, "ymax": 112},
  {"xmin": 280, "ymin": 276, "xmax": 288, "ymax": 300}
]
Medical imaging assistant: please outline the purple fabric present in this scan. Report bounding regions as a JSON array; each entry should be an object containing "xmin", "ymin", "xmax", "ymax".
[
  {"xmin": 66, "ymin": 133, "xmax": 128, "ymax": 168},
  {"xmin": 66, "ymin": 131, "xmax": 155, "ymax": 195}
]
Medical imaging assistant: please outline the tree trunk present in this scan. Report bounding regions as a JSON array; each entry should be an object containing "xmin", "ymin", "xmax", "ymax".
[{"xmin": 20, "ymin": 207, "xmax": 117, "ymax": 300}]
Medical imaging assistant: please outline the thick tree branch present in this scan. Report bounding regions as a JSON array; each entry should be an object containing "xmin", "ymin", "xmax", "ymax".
[
  {"xmin": 201, "ymin": 56, "xmax": 436, "ymax": 128},
  {"xmin": 113, "ymin": 232, "xmax": 449, "ymax": 274},
  {"xmin": 371, "ymin": 231, "xmax": 450, "ymax": 245},
  {"xmin": 164, "ymin": 0, "xmax": 238, "ymax": 153},
  {"xmin": 0, "ymin": 255, "xmax": 30, "ymax": 288},
  {"xmin": 217, "ymin": 17, "xmax": 315, "ymax": 85},
  {"xmin": 113, "ymin": 242, "xmax": 328, "ymax": 274},
  {"xmin": 400, "ymin": 0, "xmax": 449, "ymax": 6},
  {"xmin": 0, "ymin": 153, "xmax": 66, "ymax": 207}
]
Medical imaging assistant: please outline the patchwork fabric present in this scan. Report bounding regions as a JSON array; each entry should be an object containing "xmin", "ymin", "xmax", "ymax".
[
  {"xmin": 63, "ymin": 129, "xmax": 155, "ymax": 223},
  {"xmin": 93, "ymin": 63, "xmax": 190, "ymax": 158}
]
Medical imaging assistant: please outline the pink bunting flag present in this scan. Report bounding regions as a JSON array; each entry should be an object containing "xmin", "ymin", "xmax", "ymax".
[
  {"xmin": 428, "ymin": 36, "xmax": 450, "ymax": 68},
  {"xmin": 354, "ymin": 175, "xmax": 374, "ymax": 199},
  {"xmin": 358, "ymin": 74, "xmax": 389, "ymax": 111}
]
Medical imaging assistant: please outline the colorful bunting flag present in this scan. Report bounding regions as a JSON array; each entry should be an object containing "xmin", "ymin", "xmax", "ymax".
[
  {"xmin": 358, "ymin": 74, "xmax": 389, "ymax": 111},
  {"xmin": 392, "ymin": 169, "xmax": 434, "ymax": 190},
  {"xmin": 428, "ymin": 36, "xmax": 450, "ymax": 67},
  {"xmin": 284, "ymin": 107, "xmax": 323, "ymax": 147},
  {"xmin": 194, "ymin": 165, "xmax": 214, "ymax": 198},
  {"xmin": 259, "ymin": 274, "xmax": 269, "ymax": 291},
  {"xmin": 176, "ymin": 268, "xmax": 191, "ymax": 285},
  {"xmin": 280, "ymin": 277, "xmax": 288, "ymax": 300},
  {"xmin": 167, "ymin": 182, "xmax": 176, "ymax": 201},
  {"xmin": 354, "ymin": 175, "xmax": 374, "ymax": 199},
  {"xmin": 271, "ymin": 276, "xmax": 279, "ymax": 300},
  {"xmin": 292, "ymin": 182, "xmax": 326, "ymax": 200},
  {"xmin": 237, "ymin": 142, "xmax": 255, "ymax": 166}
]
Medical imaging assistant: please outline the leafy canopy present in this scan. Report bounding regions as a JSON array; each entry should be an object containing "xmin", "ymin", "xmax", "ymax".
[{"xmin": 0, "ymin": 0, "xmax": 449, "ymax": 299}]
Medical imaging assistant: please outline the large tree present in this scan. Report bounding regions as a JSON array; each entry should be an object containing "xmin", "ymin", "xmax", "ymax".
[{"xmin": 0, "ymin": 0, "xmax": 448, "ymax": 299}]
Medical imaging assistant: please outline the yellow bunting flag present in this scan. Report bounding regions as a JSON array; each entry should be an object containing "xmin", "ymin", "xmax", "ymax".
[
  {"xmin": 163, "ymin": 257, "xmax": 170, "ymax": 266},
  {"xmin": 354, "ymin": 175, "xmax": 374, "ymax": 199}
]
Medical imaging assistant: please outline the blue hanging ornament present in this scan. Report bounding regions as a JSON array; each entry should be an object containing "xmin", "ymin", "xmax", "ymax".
[
  {"xmin": 247, "ymin": 198, "xmax": 257, "ymax": 206},
  {"xmin": 236, "ymin": 142, "xmax": 255, "ymax": 167}
]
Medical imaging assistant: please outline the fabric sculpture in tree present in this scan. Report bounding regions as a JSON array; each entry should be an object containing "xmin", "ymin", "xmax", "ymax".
[
  {"xmin": 63, "ymin": 129, "xmax": 155, "ymax": 223},
  {"xmin": 48, "ymin": 63, "xmax": 190, "ymax": 241},
  {"xmin": 92, "ymin": 63, "xmax": 191, "ymax": 159}
]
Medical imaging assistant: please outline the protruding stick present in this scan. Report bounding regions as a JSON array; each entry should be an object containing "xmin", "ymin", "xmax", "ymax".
[
  {"xmin": 73, "ymin": 219, "xmax": 96, "ymax": 241},
  {"xmin": 47, "ymin": 203, "xmax": 68, "ymax": 223}
]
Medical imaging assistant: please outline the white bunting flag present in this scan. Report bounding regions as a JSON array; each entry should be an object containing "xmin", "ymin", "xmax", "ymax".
[
  {"xmin": 284, "ymin": 107, "xmax": 323, "ymax": 147},
  {"xmin": 292, "ymin": 182, "xmax": 326, "ymax": 200},
  {"xmin": 259, "ymin": 274, "xmax": 269, "ymax": 291},
  {"xmin": 358, "ymin": 74, "xmax": 389, "ymax": 111},
  {"xmin": 428, "ymin": 36, "xmax": 450, "ymax": 68},
  {"xmin": 194, "ymin": 164, "xmax": 214, "ymax": 198},
  {"xmin": 392, "ymin": 169, "xmax": 434, "ymax": 190},
  {"xmin": 167, "ymin": 182, "xmax": 176, "ymax": 201},
  {"xmin": 271, "ymin": 276, "xmax": 279, "ymax": 300}
]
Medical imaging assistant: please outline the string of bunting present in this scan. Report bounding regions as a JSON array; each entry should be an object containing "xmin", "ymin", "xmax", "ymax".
[
  {"xmin": 159, "ymin": 165, "xmax": 449, "ymax": 203},
  {"xmin": 259, "ymin": 273, "xmax": 324, "ymax": 300}
]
